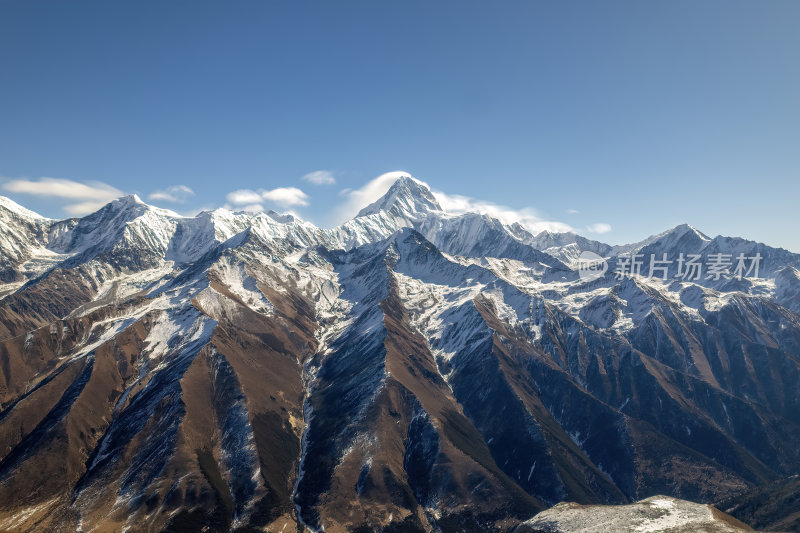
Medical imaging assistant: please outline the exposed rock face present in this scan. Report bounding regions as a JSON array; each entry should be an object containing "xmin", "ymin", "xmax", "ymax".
[
  {"xmin": 515, "ymin": 496, "xmax": 755, "ymax": 533},
  {"xmin": 0, "ymin": 177, "xmax": 799, "ymax": 531}
]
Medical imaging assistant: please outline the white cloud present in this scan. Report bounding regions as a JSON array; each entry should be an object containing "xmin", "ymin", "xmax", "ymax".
[
  {"xmin": 226, "ymin": 186, "xmax": 310, "ymax": 210},
  {"xmin": 2, "ymin": 177, "xmax": 124, "ymax": 216},
  {"xmin": 586, "ymin": 223, "xmax": 612, "ymax": 234},
  {"xmin": 301, "ymin": 170, "xmax": 336, "ymax": 185},
  {"xmin": 226, "ymin": 189, "xmax": 264, "ymax": 205},
  {"xmin": 148, "ymin": 184, "xmax": 194, "ymax": 203},
  {"xmin": 261, "ymin": 187, "xmax": 309, "ymax": 206},
  {"xmin": 566, "ymin": 208, "xmax": 580, "ymax": 214}
]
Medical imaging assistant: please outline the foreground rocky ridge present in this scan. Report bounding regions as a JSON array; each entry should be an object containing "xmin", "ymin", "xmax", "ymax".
[
  {"xmin": 0, "ymin": 176, "xmax": 799, "ymax": 531},
  {"xmin": 516, "ymin": 496, "xmax": 755, "ymax": 533}
]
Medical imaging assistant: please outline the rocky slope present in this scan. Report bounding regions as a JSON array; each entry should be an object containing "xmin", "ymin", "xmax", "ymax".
[{"xmin": 0, "ymin": 175, "xmax": 798, "ymax": 532}]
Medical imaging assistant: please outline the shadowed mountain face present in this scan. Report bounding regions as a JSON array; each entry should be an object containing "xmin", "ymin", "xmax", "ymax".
[{"xmin": 1, "ymin": 177, "xmax": 799, "ymax": 532}]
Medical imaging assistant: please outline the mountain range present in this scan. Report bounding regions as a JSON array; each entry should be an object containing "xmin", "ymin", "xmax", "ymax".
[{"xmin": 1, "ymin": 176, "xmax": 799, "ymax": 532}]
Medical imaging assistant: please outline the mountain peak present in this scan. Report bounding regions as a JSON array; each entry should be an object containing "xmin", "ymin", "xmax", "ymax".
[
  {"xmin": 110, "ymin": 193, "xmax": 145, "ymax": 207},
  {"xmin": 646, "ymin": 223, "xmax": 711, "ymax": 248},
  {"xmin": 656, "ymin": 223, "xmax": 708, "ymax": 240},
  {"xmin": 95, "ymin": 194, "xmax": 147, "ymax": 216},
  {"xmin": 357, "ymin": 174, "xmax": 442, "ymax": 219},
  {"xmin": 675, "ymin": 223, "xmax": 710, "ymax": 240},
  {"xmin": 102, "ymin": 194, "xmax": 181, "ymax": 218}
]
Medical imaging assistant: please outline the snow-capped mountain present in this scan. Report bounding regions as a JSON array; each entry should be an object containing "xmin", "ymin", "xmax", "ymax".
[
  {"xmin": 356, "ymin": 175, "xmax": 443, "ymax": 219},
  {"xmin": 0, "ymin": 177, "xmax": 798, "ymax": 532}
]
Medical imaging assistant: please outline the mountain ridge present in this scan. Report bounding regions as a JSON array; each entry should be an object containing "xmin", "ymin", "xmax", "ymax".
[{"xmin": 3, "ymin": 176, "xmax": 796, "ymax": 270}]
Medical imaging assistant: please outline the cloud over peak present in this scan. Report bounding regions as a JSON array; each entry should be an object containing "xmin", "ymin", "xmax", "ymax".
[
  {"xmin": 331, "ymin": 171, "xmax": 573, "ymax": 235},
  {"xmin": 334, "ymin": 171, "xmax": 417, "ymax": 223}
]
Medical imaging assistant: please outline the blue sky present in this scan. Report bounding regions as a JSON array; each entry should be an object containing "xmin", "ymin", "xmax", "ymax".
[{"xmin": 1, "ymin": 1, "xmax": 798, "ymax": 250}]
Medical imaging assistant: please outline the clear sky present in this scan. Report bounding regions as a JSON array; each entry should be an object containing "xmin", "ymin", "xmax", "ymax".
[{"xmin": 1, "ymin": 1, "xmax": 798, "ymax": 250}]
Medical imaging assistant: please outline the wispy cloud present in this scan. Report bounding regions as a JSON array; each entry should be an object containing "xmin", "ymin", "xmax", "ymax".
[
  {"xmin": 148, "ymin": 184, "xmax": 194, "ymax": 203},
  {"xmin": 301, "ymin": 170, "xmax": 336, "ymax": 185},
  {"xmin": 2, "ymin": 177, "xmax": 123, "ymax": 216},
  {"xmin": 226, "ymin": 186, "xmax": 309, "ymax": 209},
  {"xmin": 566, "ymin": 208, "xmax": 580, "ymax": 214},
  {"xmin": 586, "ymin": 223, "xmax": 612, "ymax": 234}
]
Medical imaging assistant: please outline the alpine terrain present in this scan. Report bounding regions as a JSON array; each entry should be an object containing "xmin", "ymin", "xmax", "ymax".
[{"xmin": 1, "ymin": 176, "xmax": 799, "ymax": 532}]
